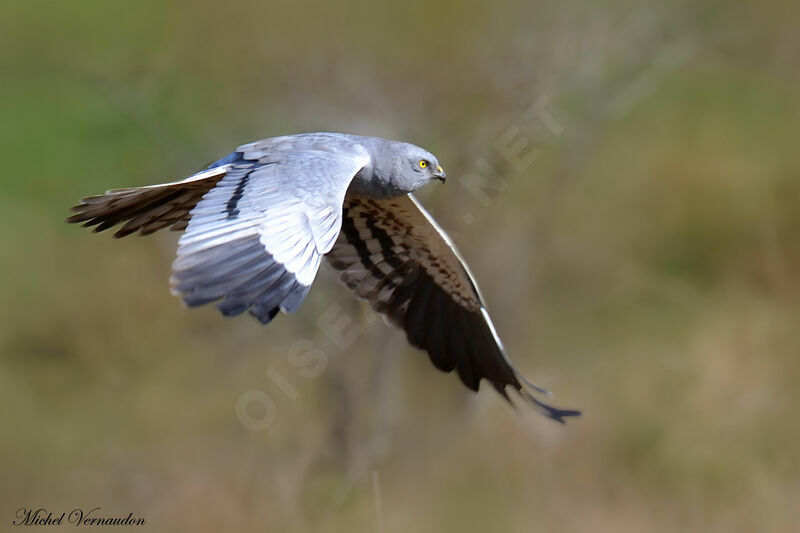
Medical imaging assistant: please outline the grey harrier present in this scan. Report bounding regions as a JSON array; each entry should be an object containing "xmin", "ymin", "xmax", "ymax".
[{"xmin": 68, "ymin": 133, "xmax": 580, "ymax": 422}]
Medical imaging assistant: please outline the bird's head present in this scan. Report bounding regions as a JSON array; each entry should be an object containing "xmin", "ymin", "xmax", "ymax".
[
  {"xmin": 386, "ymin": 142, "xmax": 446, "ymax": 193},
  {"xmin": 359, "ymin": 138, "xmax": 447, "ymax": 197}
]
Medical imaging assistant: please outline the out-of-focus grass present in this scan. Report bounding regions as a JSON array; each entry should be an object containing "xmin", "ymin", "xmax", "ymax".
[{"xmin": 1, "ymin": 1, "xmax": 799, "ymax": 532}]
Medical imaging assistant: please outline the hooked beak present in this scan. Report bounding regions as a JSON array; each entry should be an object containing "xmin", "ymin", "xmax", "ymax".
[{"xmin": 433, "ymin": 164, "xmax": 447, "ymax": 183}]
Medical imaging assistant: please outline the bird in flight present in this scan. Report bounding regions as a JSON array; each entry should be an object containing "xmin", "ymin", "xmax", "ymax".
[{"xmin": 68, "ymin": 133, "xmax": 580, "ymax": 422}]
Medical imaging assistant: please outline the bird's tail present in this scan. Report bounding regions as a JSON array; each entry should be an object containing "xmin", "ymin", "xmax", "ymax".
[{"xmin": 66, "ymin": 166, "xmax": 228, "ymax": 238}]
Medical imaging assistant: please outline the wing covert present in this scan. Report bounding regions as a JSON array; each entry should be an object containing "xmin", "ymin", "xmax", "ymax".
[{"xmin": 171, "ymin": 147, "xmax": 369, "ymax": 323}]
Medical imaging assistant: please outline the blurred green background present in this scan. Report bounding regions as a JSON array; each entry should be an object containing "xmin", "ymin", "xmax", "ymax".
[{"xmin": 2, "ymin": 1, "xmax": 799, "ymax": 531}]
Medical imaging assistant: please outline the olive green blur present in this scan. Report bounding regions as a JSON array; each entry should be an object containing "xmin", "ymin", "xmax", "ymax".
[{"xmin": 2, "ymin": 1, "xmax": 799, "ymax": 531}]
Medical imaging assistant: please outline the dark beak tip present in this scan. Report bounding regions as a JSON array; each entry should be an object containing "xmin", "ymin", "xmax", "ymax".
[{"xmin": 435, "ymin": 165, "xmax": 446, "ymax": 182}]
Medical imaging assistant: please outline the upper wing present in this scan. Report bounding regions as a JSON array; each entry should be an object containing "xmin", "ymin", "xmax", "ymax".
[
  {"xmin": 325, "ymin": 194, "xmax": 580, "ymax": 422},
  {"xmin": 169, "ymin": 145, "xmax": 369, "ymax": 323},
  {"xmin": 68, "ymin": 141, "xmax": 370, "ymax": 324}
]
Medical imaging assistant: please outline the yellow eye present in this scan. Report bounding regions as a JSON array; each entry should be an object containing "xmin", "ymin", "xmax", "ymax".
[{"xmin": 419, "ymin": 160, "xmax": 428, "ymax": 168}]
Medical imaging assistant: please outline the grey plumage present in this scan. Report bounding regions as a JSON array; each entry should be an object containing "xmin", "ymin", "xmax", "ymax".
[{"xmin": 68, "ymin": 132, "xmax": 579, "ymax": 422}]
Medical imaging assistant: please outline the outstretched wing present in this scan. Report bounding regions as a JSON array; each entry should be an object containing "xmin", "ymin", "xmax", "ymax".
[
  {"xmin": 325, "ymin": 194, "xmax": 580, "ymax": 422},
  {"xmin": 171, "ymin": 146, "xmax": 368, "ymax": 323},
  {"xmin": 69, "ymin": 140, "xmax": 370, "ymax": 324}
]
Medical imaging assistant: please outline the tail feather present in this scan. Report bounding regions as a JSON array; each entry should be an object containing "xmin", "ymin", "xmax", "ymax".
[{"xmin": 66, "ymin": 168, "xmax": 227, "ymax": 238}]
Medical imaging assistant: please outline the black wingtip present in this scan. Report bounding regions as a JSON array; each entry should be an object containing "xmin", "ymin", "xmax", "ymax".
[
  {"xmin": 249, "ymin": 305, "xmax": 280, "ymax": 324},
  {"xmin": 539, "ymin": 404, "xmax": 583, "ymax": 424},
  {"xmin": 517, "ymin": 387, "xmax": 582, "ymax": 424},
  {"xmin": 536, "ymin": 402, "xmax": 582, "ymax": 424}
]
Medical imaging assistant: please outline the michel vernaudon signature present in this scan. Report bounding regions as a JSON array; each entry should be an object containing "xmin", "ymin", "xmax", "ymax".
[{"xmin": 12, "ymin": 508, "xmax": 146, "ymax": 527}]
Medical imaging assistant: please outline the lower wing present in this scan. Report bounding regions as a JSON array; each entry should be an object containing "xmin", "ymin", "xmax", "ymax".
[{"xmin": 325, "ymin": 194, "xmax": 581, "ymax": 422}]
